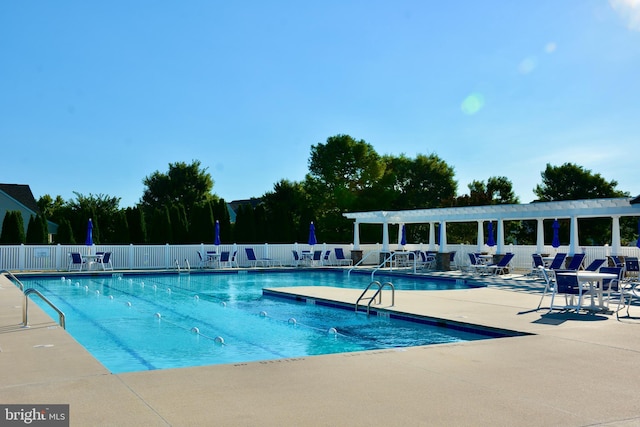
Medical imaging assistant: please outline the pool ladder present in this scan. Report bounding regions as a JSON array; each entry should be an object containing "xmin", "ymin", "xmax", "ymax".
[
  {"xmin": 175, "ymin": 258, "xmax": 191, "ymax": 274},
  {"xmin": 355, "ymin": 280, "xmax": 395, "ymax": 316},
  {"xmin": 0, "ymin": 270, "xmax": 64, "ymax": 329}
]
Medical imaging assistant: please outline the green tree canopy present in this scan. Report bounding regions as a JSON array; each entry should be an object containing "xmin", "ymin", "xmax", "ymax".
[
  {"xmin": 140, "ymin": 160, "xmax": 216, "ymax": 218},
  {"xmin": 534, "ymin": 163, "xmax": 628, "ymax": 201}
]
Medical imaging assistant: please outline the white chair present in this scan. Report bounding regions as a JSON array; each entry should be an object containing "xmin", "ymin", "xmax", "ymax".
[{"xmin": 68, "ymin": 252, "xmax": 85, "ymax": 272}]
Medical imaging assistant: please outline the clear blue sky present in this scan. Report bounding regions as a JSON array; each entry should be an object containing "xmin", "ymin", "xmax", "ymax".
[{"xmin": 2, "ymin": 0, "xmax": 639, "ymax": 208}]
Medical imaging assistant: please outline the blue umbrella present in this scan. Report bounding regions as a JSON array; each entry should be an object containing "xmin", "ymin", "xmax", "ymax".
[
  {"xmin": 214, "ymin": 220, "xmax": 221, "ymax": 246},
  {"xmin": 636, "ymin": 219, "xmax": 640, "ymax": 249},
  {"xmin": 400, "ymin": 224, "xmax": 407, "ymax": 246},
  {"xmin": 552, "ymin": 219, "xmax": 560, "ymax": 248},
  {"xmin": 487, "ymin": 222, "xmax": 495, "ymax": 247},
  {"xmin": 85, "ymin": 218, "xmax": 93, "ymax": 246},
  {"xmin": 308, "ymin": 222, "xmax": 317, "ymax": 246}
]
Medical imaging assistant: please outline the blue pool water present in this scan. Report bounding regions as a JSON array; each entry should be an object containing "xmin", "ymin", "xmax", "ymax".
[{"xmin": 21, "ymin": 271, "xmax": 494, "ymax": 374}]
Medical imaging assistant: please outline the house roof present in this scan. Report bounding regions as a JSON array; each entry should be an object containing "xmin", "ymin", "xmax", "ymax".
[{"xmin": 0, "ymin": 184, "xmax": 40, "ymax": 213}]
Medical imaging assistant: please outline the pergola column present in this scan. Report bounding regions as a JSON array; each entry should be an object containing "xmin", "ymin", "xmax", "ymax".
[
  {"xmin": 536, "ymin": 218, "xmax": 545, "ymax": 254},
  {"xmin": 439, "ymin": 221, "xmax": 447, "ymax": 252},
  {"xmin": 476, "ymin": 220, "xmax": 484, "ymax": 252},
  {"xmin": 428, "ymin": 222, "xmax": 436, "ymax": 251},
  {"xmin": 496, "ymin": 219, "xmax": 505, "ymax": 254},
  {"xmin": 569, "ymin": 216, "xmax": 580, "ymax": 256},
  {"xmin": 381, "ymin": 221, "xmax": 390, "ymax": 252},
  {"xmin": 353, "ymin": 220, "xmax": 360, "ymax": 250},
  {"xmin": 611, "ymin": 215, "xmax": 621, "ymax": 256}
]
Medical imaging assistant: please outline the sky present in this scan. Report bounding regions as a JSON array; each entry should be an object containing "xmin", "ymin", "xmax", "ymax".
[{"xmin": 1, "ymin": 0, "xmax": 639, "ymax": 208}]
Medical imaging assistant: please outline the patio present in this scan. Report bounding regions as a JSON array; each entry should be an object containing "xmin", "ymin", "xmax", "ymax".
[{"xmin": 2, "ymin": 269, "xmax": 640, "ymax": 426}]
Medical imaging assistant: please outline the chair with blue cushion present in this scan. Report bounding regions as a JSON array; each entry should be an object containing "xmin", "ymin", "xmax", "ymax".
[
  {"xmin": 548, "ymin": 253, "xmax": 567, "ymax": 270},
  {"xmin": 624, "ymin": 257, "xmax": 639, "ymax": 281},
  {"xmin": 530, "ymin": 254, "xmax": 545, "ymax": 278},
  {"xmin": 245, "ymin": 247, "xmax": 272, "ymax": 267},
  {"xmin": 334, "ymin": 248, "xmax": 353, "ymax": 266},
  {"xmin": 291, "ymin": 250, "xmax": 301, "ymax": 267},
  {"xmin": 598, "ymin": 266, "xmax": 623, "ymax": 308},
  {"xmin": 219, "ymin": 251, "xmax": 230, "ymax": 268},
  {"xmin": 96, "ymin": 252, "xmax": 113, "ymax": 271},
  {"xmin": 565, "ymin": 253, "xmax": 586, "ymax": 271},
  {"xmin": 487, "ymin": 253, "xmax": 515, "ymax": 275},
  {"xmin": 550, "ymin": 270, "xmax": 588, "ymax": 312},
  {"xmin": 467, "ymin": 253, "xmax": 487, "ymax": 275},
  {"xmin": 68, "ymin": 252, "xmax": 85, "ymax": 272},
  {"xmin": 585, "ymin": 258, "xmax": 606, "ymax": 272}
]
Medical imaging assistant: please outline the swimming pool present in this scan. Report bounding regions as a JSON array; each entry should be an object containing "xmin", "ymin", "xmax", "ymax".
[{"xmin": 21, "ymin": 271, "xmax": 496, "ymax": 373}]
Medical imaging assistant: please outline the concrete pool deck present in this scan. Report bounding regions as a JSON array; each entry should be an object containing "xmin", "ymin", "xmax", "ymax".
[{"xmin": 2, "ymin": 270, "xmax": 640, "ymax": 426}]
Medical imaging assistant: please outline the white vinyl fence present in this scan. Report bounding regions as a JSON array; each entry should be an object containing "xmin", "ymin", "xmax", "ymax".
[{"xmin": 1, "ymin": 242, "xmax": 638, "ymax": 272}]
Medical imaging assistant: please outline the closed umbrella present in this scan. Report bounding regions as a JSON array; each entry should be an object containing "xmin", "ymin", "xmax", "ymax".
[
  {"xmin": 637, "ymin": 219, "xmax": 640, "ymax": 249},
  {"xmin": 487, "ymin": 222, "xmax": 495, "ymax": 247},
  {"xmin": 308, "ymin": 222, "xmax": 317, "ymax": 247},
  {"xmin": 552, "ymin": 219, "xmax": 560, "ymax": 248},
  {"xmin": 85, "ymin": 218, "xmax": 93, "ymax": 246},
  {"xmin": 214, "ymin": 220, "xmax": 221, "ymax": 246},
  {"xmin": 400, "ymin": 225, "xmax": 407, "ymax": 247}
]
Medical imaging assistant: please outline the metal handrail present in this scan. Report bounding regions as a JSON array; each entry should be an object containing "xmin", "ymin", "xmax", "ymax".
[
  {"xmin": 1, "ymin": 269, "xmax": 25, "ymax": 291},
  {"xmin": 347, "ymin": 250, "xmax": 380, "ymax": 277},
  {"xmin": 355, "ymin": 281, "xmax": 395, "ymax": 315},
  {"xmin": 23, "ymin": 288, "xmax": 66, "ymax": 329}
]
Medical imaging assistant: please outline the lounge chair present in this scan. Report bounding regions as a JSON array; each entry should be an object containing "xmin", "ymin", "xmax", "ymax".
[
  {"xmin": 548, "ymin": 253, "xmax": 567, "ymax": 270},
  {"xmin": 608, "ymin": 255, "xmax": 624, "ymax": 268},
  {"xmin": 96, "ymin": 252, "xmax": 113, "ymax": 271},
  {"xmin": 584, "ymin": 258, "xmax": 606, "ymax": 272},
  {"xmin": 334, "ymin": 248, "xmax": 353, "ymax": 266},
  {"xmin": 486, "ymin": 253, "xmax": 515, "ymax": 275},
  {"xmin": 245, "ymin": 248, "xmax": 274, "ymax": 267},
  {"xmin": 68, "ymin": 252, "xmax": 85, "ymax": 272},
  {"xmin": 416, "ymin": 251, "xmax": 435, "ymax": 270},
  {"xmin": 565, "ymin": 253, "xmax": 586, "ymax": 270}
]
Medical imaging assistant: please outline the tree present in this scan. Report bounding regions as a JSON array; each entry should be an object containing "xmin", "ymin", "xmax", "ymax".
[
  {"xmin": 262, "ymin": 180, "xmax": 310, "ymax": 243},
  {"xmin": 26, "ymin": 214, "xmax": 48, "ymax": 244},
  {"xmin": 125, "ymin": 207, "xmax": 147, "ymax": 244},
  {"xmin": 534, "ymin": 163, "xmax": 628, "ymax": 201},
  {"xmin": 534, "ymin": 163, "xmax": 630, "ymax": 245},
  {"xmin": 0, "ymin": 211, "xmax": 25, "ymax": 244},
  {"xmin": 306, "ymin": 134, "xmax": 385, "ymax": 242},
  {"xmin": 140, "ymin": 160, "xmax": 216, "ymax": 218},
  {"xmin": 55, "ymin": 218, "xmax": 75, "ymax": 244}
]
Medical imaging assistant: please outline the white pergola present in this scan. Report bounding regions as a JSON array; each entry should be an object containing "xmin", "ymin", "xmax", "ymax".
[{"xmin": 344, "ymin": 197, "xmax": 640, "ymax": 256}]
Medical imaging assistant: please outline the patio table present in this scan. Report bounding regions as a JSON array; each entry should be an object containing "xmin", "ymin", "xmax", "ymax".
[{"xmin": 556, "ymin": 271, "xmax": 617, "ymax": 311}]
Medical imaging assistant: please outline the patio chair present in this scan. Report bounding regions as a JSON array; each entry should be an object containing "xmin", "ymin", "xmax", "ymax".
[
  {"xmin": 549, "ymin": 270, "xmax": 588, "ymax": 313},
  {"xmin": 467, "ymin": 253, "xmax": 488, "ymax": 275},
  {"xmin": 245, "ymin": 248, "xmax": 273, "ymax": 267},
  {"xmin": 584, "ymin": 258, "xmax": 606, "ymax": 272},
  {"xmin": 565, "ymin": 253, "xmax": 586, "ymax": 271},
  {"xmin": 598, "ymin": 267, "xmax": 623, "ymax": 308},
  {"xmin": 291, "ymin": 250, "xmax": 301, "ymax": 267},
  {"xmin": 548, "ymin": 253, "xmax": 567, "ymax": 270},
  {"xmin": 624, "ymin": 257, "xmax": 639, "ymax": 281},
  {"xmin": 229, "ymin": 250, "xmax": 238, "ymax": 268},
  {"xmin": 68, "ymin": 252, "xmax": 85, "ymax": 272},
  {"xmin": 608, "ymin": 255, "xmax": 624, "ymax": 268},
  {"xmin": 219, "ymin": 251, "xmax": 230, "ymax": 268},
  {"xmin": 196, "ymin": 251, "xmax": 207, "ymax": 268},
  {"xmin": 96, "ymin": 252, "xmax": 113, "ymax": 271},
  {"xmin": 322, "ymin": 250, "xmax": 331, "ymax": 266},
  {"xmin": 616, "ymin": 271, "xmax": 640, "ymax": 320},
  {"xmin": 334, "ymin": 248, "xmax": 353, "ymax": 266},
  {"xmin": 312, "ymin": 250, "xmax": 322, "ymax": 266},
  {"xmin": 449, "ymin": 251, "xmax": 458, "ymax": 270},
  {"xmin": 530, "ymin": 254, "xmax": 545, "ymax": 278},
  {"xmin": 486, "ymin": 253, "xmax": 515, "ymax": 275},
  {"xmin": 536, "ymin": 267, "xmax": 554, "ymax": 310},
  {"xmin": 417, "ymin": 251, "xmax": 435, "ymax": 270}
]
